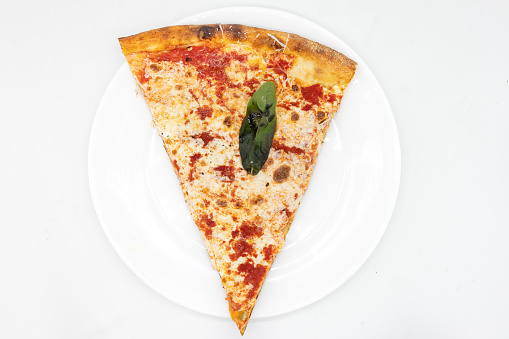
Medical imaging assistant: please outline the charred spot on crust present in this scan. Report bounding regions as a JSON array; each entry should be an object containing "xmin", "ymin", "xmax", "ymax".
[
  {"xmin": 228, "ymin": 24, "xmax": 246, "ymax": 40},
  {"xmin": 293, "ymin": 41, "xmax": 305, "ymax": 52},
  {"xmin": 197, "ymin": 25, "xmax": 217, "ymax": 40},
  {"xmin": 273, "ymin": 165, "xmax": 291, "ymax": 183},
  {"xmin": 291, "ymin": 113, "xmax": 300, "ymax": 121},
  {"xmin": 149, "ymin": 64, "xmax": 162, "ymax": 72},
  {"xmin": 270, "ymin": 36, "xmax": 285, "ymax": 50}
]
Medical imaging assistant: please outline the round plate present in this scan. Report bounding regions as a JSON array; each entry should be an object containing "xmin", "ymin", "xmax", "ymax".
[{"xmin": 89, "ymin": 7, "xmax": 400, "ymax": 319}]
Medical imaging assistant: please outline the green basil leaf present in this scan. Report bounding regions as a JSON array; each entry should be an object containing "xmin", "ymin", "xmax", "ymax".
[{"xmin": 239, "ymin": 81, "xmax": 277, "ymax": 175}]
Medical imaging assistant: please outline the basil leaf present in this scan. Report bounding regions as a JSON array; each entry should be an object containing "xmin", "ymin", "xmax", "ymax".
[{"xmin": 239, "ymin": 81, "xmax": 277, "ymax": 175}]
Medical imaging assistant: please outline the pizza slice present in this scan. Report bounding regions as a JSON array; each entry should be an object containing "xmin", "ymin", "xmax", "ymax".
[{"xmin": 119, "ymin": 24, "xmax": 356, "ymax": 334}]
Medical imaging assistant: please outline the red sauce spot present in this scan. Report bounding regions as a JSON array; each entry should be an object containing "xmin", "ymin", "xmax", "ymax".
[
  {"xmin": 232, "ymin": 216, "xmax": 238, "ymax": 222},
  {"xmin": 187, "ymin": 167, "xmax": 197, "ymax": 182},
  {"xmin": 272, "ymin": 140, "xmax": 305, "ymax": 155},
  {"xmin": 302, "ymin": 104, "xmax": 313, "ymax": 111},
  {"xmin": 214, "ymin": 165, "xmax": 235, "ymax": 182},
  {"xmin": 301, "ymin": 84, "xmax": 324, "ymax": 106},
  {"xmin": 263, "ymin": 245, "xmax": 276, "ymax": 261},
  {"xmin": 193, "ymin": 132, "xmax": 215, "ymax": 146},
  {"xmin": 229, "ymin": 239, "xmax": 255, "ymax": 261},
  {"xmin": 277, "ymin": 101, "xmax": 300, "ymax": 110},
  {"xmin": 244, "ymin": 78, "xmax": 261, "ymax": 95},
  {"xmin": 237, "ymin": 260, "xmax": 267, "ymax": 298},
  {"xmin": 189, "ymin": 153, "xmax": 202, "ymax": 167},
  {"xmin": 231, "ymin": 229, "xmax": 239, "ymax": 238},
  {"xmin": 240, "ymin": 221, "xmax": 263, "ymax": 239},
  {"xmin": 327, "ymin": 93, "xmax": 341, "ymax": 104},
  {"xmin": 138, "ymin": 68, "xmax": 151, "ymax": 84},
  {"xmin": 196, "ymin": 106, "xmax": 213, "ymax": 120},
  {"xmin": 197, "ymin": 214, "xmax": 216, "ymax": 240},
  {"xmin": 189, "ymin": 89, "xmax": 199, "ymax": 102},
  {"xmin": 204, "ymin": 199, "xmax": 210, "ymax": 207},
  {"xmin": 267, "ymin": 55, "xmax": 292, "ymax": 79},
  {"xmin": 215, "ymin": 85, "xmax": 225, "ymax": 105},
  {"xmin": 171, "ymin": 159, "xmax": 180, "ymax": 173}
]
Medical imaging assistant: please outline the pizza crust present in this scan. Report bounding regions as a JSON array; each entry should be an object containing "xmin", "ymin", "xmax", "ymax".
[{"xmin": 119, "ymin": 24, "xmax": 356, "ymax": 87}]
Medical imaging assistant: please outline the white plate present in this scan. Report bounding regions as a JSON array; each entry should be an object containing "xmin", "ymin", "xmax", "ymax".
[{"xmin": 89, "ymin": 7, "xmax": 400, "ymax": 319}]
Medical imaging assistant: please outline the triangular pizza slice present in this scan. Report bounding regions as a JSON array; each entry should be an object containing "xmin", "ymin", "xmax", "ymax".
[{"xmin": 119, "ymin": 24, "xmax": 356, "ymax": 334}]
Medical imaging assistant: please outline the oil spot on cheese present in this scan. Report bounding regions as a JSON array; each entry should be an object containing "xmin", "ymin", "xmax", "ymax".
[
  {"xmin": 273, "ymin": 165, "xmax": 291, "ymax": 183},
  {"xmin": 216, "ymin": 199, "xmax": 228, "ymax": 207},
  {"xmin": 316, "ymin": 111, "xmax": 327, "ymax": 124},
  {"xmin": 223, "ymin": 115, "xmax": 233, "ymax": 128},
  {"xmin": 149, "ymin": 64, "xmax": 162, "ymax": 72},
  {"xmin": 250, "ymin": 196, "xmax": 264, "ymax": 205}
]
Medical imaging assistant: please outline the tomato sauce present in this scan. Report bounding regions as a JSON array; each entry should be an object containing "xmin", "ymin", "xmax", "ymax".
[
  {"xmin": 214, "ymin": 165, "xmax": 235, "ymax": 182},
  {"xmin": 196, "ymin": 106, "xmax": 213, "ymax": 120},
  {"xmin": 301, "ymin": 84, "xmax": 324, "ymax": 106},
  {"xmin": 229, "ymin": 239, "xmax": 255, "ymax": 261},
  {"xmin": 237, "ymin": 260, "xmax": 267, "ymax": 298},
  {"xmin": 197, "ymin": 214, "xmax": 216, "ymax": 240},
  {"xmin": 154, "ymin": 46, "xmax": 247, "ymax": 87},
  {"xmin": 240, "ymin": 221, "xmax": 263, "ymax": 239},
  {"xmin": 189, "ymin": 153, "xmax": 202, "ymax": 167},
  {"xmin": 272, "ymin": 140, "xmax": 305, "ymax": 155},
  {"xmin": 194, "ymin": 132, "xmax": 215, "ymax": 146}
]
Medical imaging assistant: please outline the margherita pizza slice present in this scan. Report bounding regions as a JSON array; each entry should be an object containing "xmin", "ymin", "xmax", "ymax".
[{"xmin": 119, "ymin": 24, "xmax": 356, "ymax": 335}]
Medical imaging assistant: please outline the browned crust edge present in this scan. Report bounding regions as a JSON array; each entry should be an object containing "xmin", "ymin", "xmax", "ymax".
[{"xmin": 118, "ymin": 24, "xmax": 356, "ymax": 87}]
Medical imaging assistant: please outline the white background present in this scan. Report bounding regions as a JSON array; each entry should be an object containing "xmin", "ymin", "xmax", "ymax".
[{"xmin": 1, "ymin": 1, "xmax": 508, "ymax": 338}]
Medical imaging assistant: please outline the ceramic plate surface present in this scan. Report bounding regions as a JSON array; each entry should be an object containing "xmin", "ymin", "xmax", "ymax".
[{"xmin": 89, "ymin": 7, "xmax": 400, "ymax": 318}]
